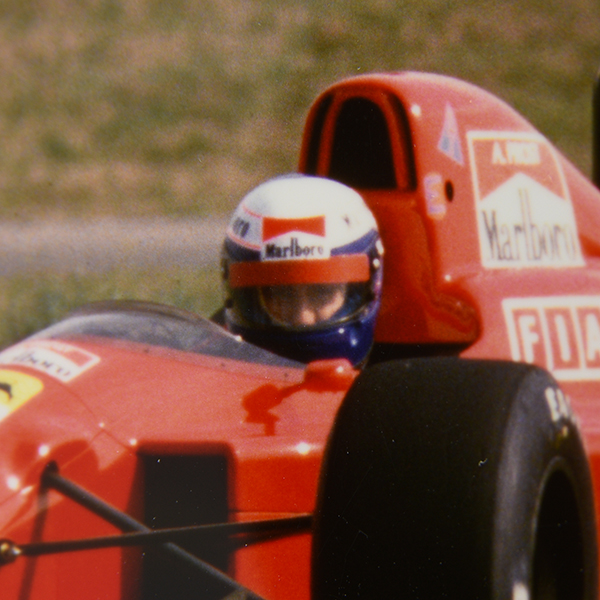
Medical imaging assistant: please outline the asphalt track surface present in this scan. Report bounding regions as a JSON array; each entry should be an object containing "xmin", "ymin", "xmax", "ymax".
[{"xmin": 0, "ymin": 217, "xmax": 228, "ymax": 275}]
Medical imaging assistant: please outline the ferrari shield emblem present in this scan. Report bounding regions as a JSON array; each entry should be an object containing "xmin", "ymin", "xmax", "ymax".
[{"xmin": 0, "ymin": 369, "xmax": 43, "ymax": 422}]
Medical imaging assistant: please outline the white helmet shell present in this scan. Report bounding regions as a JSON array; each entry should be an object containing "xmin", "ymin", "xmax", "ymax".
[{"xmin": 227, "ymin": 175, "xmax": 378, "ymax": 262}]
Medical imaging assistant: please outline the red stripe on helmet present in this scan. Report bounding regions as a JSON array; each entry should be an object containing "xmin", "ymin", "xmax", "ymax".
[
  {"xmin": 229, "ymin": 254, "xmax": 369, "ymax": 288},
  {"xmin": 262, "ymin": 216, "xmax": 326, "ymax": 241}
]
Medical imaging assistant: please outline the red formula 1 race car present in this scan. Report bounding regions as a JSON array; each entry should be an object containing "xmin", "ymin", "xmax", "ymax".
[{"xmin": 1, "ymin": 71, "xmax": 600, "ymax": 600}]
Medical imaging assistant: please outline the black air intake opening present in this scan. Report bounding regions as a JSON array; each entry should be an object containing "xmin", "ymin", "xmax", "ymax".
[{"xmin": 141, "ymin": 454, "xmax": 229, "ymax": 600}]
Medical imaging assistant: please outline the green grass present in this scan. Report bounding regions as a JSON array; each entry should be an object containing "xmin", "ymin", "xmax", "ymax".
[
  {"xmin": 0, "ymin": 0, "xmax": 597, "ymax": 220},
  {"xmin": 0, "ymin": 267, "xmax": 222, "ymax": 349}
]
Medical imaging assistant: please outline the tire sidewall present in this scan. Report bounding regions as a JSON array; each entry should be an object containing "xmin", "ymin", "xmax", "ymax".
[{"xmin": 493, "ymin": 368, "xmax": 597, "ymax": 600}]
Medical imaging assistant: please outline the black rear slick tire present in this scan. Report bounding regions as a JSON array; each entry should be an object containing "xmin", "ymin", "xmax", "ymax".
[{"xmin": 312, "ymin": 358, "xmax": 597, "ymax": 600}]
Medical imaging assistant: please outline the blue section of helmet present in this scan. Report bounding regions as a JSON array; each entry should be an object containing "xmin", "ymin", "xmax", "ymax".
[
  {"xmin": 224, "ymin": 238, "xmax": 261, "ymax": 262},
  {"xmin": 227, "ymin": 299, "xmax": 380, "ymax": 367},
  {"xmin": 330, "ymin": 228, "xmax": 379, "ymax": 256}
]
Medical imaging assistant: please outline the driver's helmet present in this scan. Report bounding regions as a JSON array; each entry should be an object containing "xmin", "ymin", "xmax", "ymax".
[{"xmin": 221, "ymin": 174, "xmax": 383, "ymax": 366}]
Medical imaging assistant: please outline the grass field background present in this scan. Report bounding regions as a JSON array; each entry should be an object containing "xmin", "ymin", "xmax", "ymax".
[
  {"xmin": 2, "ymin": 0, "xmax": 599, "ymax": 219},
  {"xmin": 1, "ymin": 0, "xmax": 600, "ymax": 346}
]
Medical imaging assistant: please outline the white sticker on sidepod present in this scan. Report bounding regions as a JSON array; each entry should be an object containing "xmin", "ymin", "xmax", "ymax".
[
  {"xmin": 468, "ymin": 131, "xmax": 583, "ymax": 269},
  {"xmin": 0, "ymin": 340, "xmax": 100, "ymax": 382}
]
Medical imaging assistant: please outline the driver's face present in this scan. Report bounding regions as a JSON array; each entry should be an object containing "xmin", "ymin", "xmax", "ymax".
[{"xmin": 260, "ymin": 283, "xmax": 347, "ymax": 327}]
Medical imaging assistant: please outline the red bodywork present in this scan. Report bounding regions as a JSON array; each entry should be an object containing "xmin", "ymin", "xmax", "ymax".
[{"xmin": 3, "ymin": 71, "xmax": 600, "ymax": 598}]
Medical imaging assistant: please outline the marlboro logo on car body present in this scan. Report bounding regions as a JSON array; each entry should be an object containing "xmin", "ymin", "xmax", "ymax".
[{"xmin": 467, "ymin": 131, "xmax": 583, "ymax": 269}]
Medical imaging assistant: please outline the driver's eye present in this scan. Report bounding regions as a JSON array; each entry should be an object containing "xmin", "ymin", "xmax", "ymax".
[
  {"xmin": 313, "ymin": 284, "xmax": 343, "ymax": 303},
  {"xmin": 263, "ymin": 286, "xmax": 296, "ymax": 304},
  {"xmin": 259, "ymin": 283, "xmax": 348, "ymax": 327}
]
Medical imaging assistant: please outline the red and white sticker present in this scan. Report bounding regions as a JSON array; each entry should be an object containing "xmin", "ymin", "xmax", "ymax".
[
  {"xmin": 227, "ymin": 204, "xmax": 330, "ymax": 259},
  {"xmin": 0, "ymin": 340, "xmax": 100, "ymax": 383},
  {"xmin": 260, "ymin": 215, "xmax": 329, "ymax": 261},
  {"xmin": 503, "ymin": 296, "xmax": 600, "ymax": 381},
  {"xmin": 468, "ymin": 131, "xmax": 583, "ymax": 269}
]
